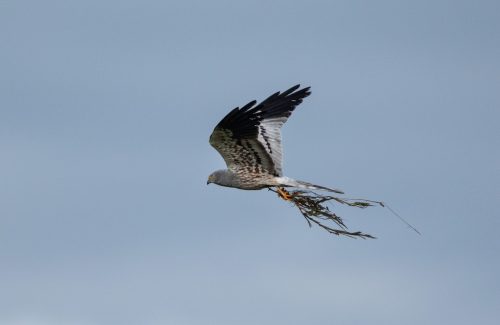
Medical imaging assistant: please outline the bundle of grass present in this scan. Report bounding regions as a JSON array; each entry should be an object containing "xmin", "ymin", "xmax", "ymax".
[{"xmin": 270, "ymin": 187, "xmax": 419, "ymax": 239}]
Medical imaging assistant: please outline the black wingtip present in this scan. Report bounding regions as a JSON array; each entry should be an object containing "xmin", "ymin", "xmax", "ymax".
[
  {"xmin": 284, "ymin": 84, "xmax": 312, "ymax": 102},
  {"xmin": 214, "ymin": 84, "xmax": 312, "ymax": 136},
  {"xmin": 282, "ymin": 84, "xmax": 306, "ymax": 96},
  {"xmin": 289, "ymin": 84, "xmax": 311, "ymax": 98}
]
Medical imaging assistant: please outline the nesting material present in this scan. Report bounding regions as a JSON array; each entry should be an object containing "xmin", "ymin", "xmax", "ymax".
[{"xmin": 270, "ymin": 187, "xmax": 383, "ymax": 239}]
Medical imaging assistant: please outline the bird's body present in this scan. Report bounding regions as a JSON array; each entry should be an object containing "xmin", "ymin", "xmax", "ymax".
[
  {"xmin": 207, "ymin": 169, "xmax": 275, "ymax": 190},
  {"xmin": 208, "ymin": 84, "xmax": 343, "ymax": 194}
]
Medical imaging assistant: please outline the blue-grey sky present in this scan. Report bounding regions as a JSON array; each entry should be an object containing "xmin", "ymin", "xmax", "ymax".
[{"xmin": 1, "ymin": 0, "xmax": 499, "ymax": 324}]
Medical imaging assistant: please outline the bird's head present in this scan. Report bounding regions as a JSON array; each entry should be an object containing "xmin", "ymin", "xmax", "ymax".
[
  {"xmin": 207, "ymin": 169, "xmax": 232, "ymax": 186},
  {"xmin": 207, "ymin": 172, "xmax": 216, "ymax": 185}
]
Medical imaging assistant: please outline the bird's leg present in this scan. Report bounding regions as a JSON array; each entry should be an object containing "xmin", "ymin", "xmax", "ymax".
[{"xmin": 277, "ymin": 187, "xmax": 293, "ymax": 201}]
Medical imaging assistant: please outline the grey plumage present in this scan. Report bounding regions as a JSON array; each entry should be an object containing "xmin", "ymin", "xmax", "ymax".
[{"xmin": 208, "ymin": 85, "xmax": 343, "ymax": 194}]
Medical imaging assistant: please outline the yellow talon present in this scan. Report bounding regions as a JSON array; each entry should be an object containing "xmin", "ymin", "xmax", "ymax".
[{"xmin": 277, "ymin": 187, "xmax": 292, "ymax": 201}]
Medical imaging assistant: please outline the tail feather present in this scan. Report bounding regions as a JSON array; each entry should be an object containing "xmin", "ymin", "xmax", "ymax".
[{"xmin": 276, "ymin": 177, "xmax": 344, "ymax": 194}]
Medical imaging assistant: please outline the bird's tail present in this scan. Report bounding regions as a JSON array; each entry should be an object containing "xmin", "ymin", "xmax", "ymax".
[{"xmin": 276, "ymin": 177, "xmax": 344, "ymax": 194}]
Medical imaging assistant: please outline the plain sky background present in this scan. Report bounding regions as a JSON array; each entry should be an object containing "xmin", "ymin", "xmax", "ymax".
[{"xmin": 1, "ymin": 0, "xmax": 499, "ymax": 324}]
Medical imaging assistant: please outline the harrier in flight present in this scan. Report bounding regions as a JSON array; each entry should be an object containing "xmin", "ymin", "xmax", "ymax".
[{"xmin": 207, "ymin": 84, "xmax": 342, "ymax": 197}]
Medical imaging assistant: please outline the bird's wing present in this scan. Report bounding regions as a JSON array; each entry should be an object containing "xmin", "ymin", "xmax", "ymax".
[{"xmin": 209, "ymin": 84, "xmax": 311, "ymax": 176}]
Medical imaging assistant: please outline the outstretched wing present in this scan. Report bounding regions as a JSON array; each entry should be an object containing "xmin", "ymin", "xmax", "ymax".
[{"xmin": 209, "ymin": 84, "xmax": 311, "ymax": 177}]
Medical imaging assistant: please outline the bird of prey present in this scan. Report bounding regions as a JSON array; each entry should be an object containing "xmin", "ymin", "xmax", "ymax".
[{"xmin": 207, "ymin": 84, "xmax": 343, "ymax": 196}]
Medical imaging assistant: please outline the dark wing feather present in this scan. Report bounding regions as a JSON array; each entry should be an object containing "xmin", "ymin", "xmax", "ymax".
[{"xmin": 209, "ymin": 84, "xmax": 311, "ymax": 176}]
